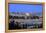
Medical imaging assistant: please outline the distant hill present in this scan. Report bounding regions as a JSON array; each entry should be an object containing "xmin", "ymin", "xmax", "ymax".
[{"xmin": 9, "ymin": 12, "xmax": 42, "ymax": 17}]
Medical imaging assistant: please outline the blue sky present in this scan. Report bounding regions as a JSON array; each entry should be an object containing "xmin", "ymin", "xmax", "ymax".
[{"xmin": 8, "ymin": 4, "xmax": 43, "ymax": 13}]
